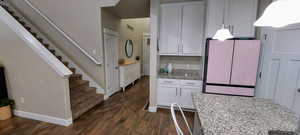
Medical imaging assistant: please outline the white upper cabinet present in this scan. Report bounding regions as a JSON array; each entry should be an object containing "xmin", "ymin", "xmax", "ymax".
[
  {"xmin": 182, "ymin": 3, "xmax": 205, "ymax": 55},
  {"xmin": 206, "ymin": 0, "xmax": 258, "ymax": 38},
  {"xmin": 205, "ymin": 0, "xmax": 227, "ymax": 38},
  {"xmin": 160, "ymin": 3, "xmax": 181, "ymax": 55},
  {"xmin": 159, "ymin": 2, "xmax": 205, "ymax": 56}
]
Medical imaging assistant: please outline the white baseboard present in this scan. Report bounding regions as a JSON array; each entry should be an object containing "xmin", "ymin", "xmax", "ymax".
[
  {"xmin": 148, "ymin": 106, "xmax": 157, "ymax": 112},
  {"xmin": 14, "ymin": 110, "xmax": 72, "ymax": 126}
]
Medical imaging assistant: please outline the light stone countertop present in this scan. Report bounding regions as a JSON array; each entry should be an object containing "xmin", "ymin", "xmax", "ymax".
[
  {"xmin": 159, "ymin": 69, "xmax": 201, "ymax": 80},
  {"xmin": 192, "ymin": 93, "xmax": 299, "ymax": 135}
]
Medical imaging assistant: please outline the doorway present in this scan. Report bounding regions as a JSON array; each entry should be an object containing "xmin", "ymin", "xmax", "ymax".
[
  {"xmin": 142, "ymin": 33, "xmax": 150, "ymax": 76},
  {"xmin": 104, "ymin": 28, "xmax": 120, "ymax": 97}
]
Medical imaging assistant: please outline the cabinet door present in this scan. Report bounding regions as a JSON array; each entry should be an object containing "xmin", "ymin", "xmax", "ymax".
[
  {"xmin": 179, "ymin": 88, "xmax": 199, "ymax": 109},
  {"xmin": 227, "ymin": 0, "xmax": 257, "ymax": 37},
  {"xmin": 181, "ymin": 2, "xmax": 205, "ymax": 55},
  {"xmin": 231, "ymin": 40, "xmax": 260, "ymax": 86},
  {"xmin": 157, "ymin": 85, "xmax": 178, "ymax": 106},
  {"xmin": 293, "ymin": 88, "xmax": 300, "ymax": 115},
  {"xmin": 207, "ymin": 40, "xmax": 234, "ymax": 84},
  {"xmin": 205, "ymin": 0, "xmax": 227, "ymax": 38},
  {"xmin": 159, "ymin": 4, "xmax": 181, "ymax": 55}
]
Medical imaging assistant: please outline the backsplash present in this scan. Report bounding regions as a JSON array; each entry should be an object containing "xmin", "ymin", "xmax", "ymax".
[{"xmin": 160, "ymin": 56, "xmax": 203, "ymax": 70}]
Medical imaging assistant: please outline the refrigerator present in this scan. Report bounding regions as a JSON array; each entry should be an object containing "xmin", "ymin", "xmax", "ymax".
[{"xmin": 203, "ymin": 39, "xmax": 261, "ymax": 97}]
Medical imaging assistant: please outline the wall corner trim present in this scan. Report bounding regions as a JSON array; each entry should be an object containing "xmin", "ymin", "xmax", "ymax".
[
  {"xmin": 14, "ymin": 110, "xmax": 73, "ymax": 126},
  {"xmin": 148, "ymin": 106, "xmax": 157, "ymax": 113}
]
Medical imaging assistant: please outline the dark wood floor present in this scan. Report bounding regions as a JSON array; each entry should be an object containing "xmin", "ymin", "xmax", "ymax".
[{"xmin": 0, "ymin": 77, "xmax": 194, "ymax": 135}]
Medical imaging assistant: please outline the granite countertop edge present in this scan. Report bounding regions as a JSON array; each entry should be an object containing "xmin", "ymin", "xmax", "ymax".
[{"xmin": 192, "ymin": 93, "xmax": 299, "ymax": 135}]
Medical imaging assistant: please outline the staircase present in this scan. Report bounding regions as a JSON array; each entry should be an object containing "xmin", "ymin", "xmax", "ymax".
[{"xmin": 1, "ymin": 5, "xmax": 104, "ymax": 120}]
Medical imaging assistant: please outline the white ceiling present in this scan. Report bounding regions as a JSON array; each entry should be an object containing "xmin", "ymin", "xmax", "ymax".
[{"xmin": 104, "ymin": 0, "xmax": 150, "ymax": 19}]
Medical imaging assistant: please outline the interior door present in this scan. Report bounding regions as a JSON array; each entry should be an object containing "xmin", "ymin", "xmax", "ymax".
[
  {"xmin": 143, "ymin": 35, "xmax": 150, "ymax": 76},
  {"xmin": 181, "ymin": 2, "xmax": 205, "ymax": 55},
  {"xmin": 231, "ymin": 40, "xmax": 261, "ymax": 86},
  {"xmin": 104, "ymin": 33, "xmax": 120, "ymax": 96},
  {"xmin": 159, "ymin": 3, "xmax": 181, "ymax": 55},
  {"xmin": 206, "ymin": 40, "xmax": 234, "ymax": 84},
  {"xmin": 227, "ymin": 0, "xmax": 257, "ymax": 37}
]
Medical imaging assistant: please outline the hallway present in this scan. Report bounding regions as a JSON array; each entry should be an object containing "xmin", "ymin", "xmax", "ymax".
[{"xmin": 0, "ymin": 77, "xmax": 194, "ymax": 135}]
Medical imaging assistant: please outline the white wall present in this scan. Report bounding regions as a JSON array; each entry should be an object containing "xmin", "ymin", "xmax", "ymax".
[
  {"xmin": 26, "ymin": 0, "xmax": 103, "ymax": 62},
  {"xmin": 160, "ymin": 56, "xmax": 202, "ymax": 70},
  {"xmin": 102, "ymin": 8, "xmax": 120, "ymax": 31},
  {"xmin": 8, "ymin": 0, "xmax": 106, "ymax": 88},
  {"xmin": 0, "ymin": 18, "xmax": 71, "ymax": 120},
  {"xmin": 149, "ymin": 0, "xmax": 160, "ymax": 112},
  {"xmin": 119, "ymin": 18, "xmax": 150, "ymax": 61}
]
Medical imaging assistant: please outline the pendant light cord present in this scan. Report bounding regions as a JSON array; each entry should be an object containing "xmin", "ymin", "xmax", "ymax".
[{"xmin": 222, "ymin": 4, "xmax": 226, "ymax": 28}]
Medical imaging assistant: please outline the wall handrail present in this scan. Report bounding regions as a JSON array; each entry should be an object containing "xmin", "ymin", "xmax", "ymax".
[{"xmin": 24, "ymin": 0, "xmax": 102, "ymax": 65}]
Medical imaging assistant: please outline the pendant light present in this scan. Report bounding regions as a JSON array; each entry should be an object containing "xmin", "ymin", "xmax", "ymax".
[
  {"xmin": 213, "ymin": 5, "xmax": 233, "ymax": 41},
  {"xmin": 254, "ymin": 0, "xmax": 300, "ymax": 28}
]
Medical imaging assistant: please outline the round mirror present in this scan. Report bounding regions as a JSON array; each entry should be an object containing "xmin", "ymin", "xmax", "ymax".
[{"xmin": 125, "ymin": 40, "xmax": 133, "ymax": 58}]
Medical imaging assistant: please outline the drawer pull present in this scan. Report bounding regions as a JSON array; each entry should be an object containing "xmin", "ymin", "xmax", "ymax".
[{"xmin": 163, "ymin": 81, "xmax": 173, "ymax": 83}]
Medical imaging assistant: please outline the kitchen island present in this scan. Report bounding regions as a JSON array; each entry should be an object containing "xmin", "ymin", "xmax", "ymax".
[{"xmin": 192, "ymin": 93, "xmax": 299, "ymax": 135}]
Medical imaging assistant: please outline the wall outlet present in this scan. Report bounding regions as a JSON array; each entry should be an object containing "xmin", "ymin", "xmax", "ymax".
[{"xmin": 20, "ymin": 97, "xmax": 25, "ymax": 104}]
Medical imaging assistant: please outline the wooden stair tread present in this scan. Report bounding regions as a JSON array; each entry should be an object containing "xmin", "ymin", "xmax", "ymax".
[
  {"xmin": 70, "ymin": 87, "xmax": 98, "ymax": 107},
  {"xmin": 19, "ymin": 21, "xmax": 26, "ymax": 25},
  {"xmin": 71, "ymin": 86, "xmax": 96, "ymax": 94},
  {"xmin": 70, "ymin": 74, "xmax": 82, "ymax": 78},
  {"xmin": 62, "ymin": 61, "xmax": 69, "ymax": 66},
  {"xmin": 71, "ymin": 93, "xmax": 104, "ymax": 119},
  {"xmin": 25, "ymin": 26, "xmax": 31, "ymax": 31},
  {"xmin": 69, "ymin": 74, "xmax": 82, "ymax": 81},
  {"xmin": 69, "ymin": 80, "xmax": 89, "ymax": 89},
  {"xmin": 69, "ymin": 68, "xmax": 76, "ymax": 73},
  {"xmin": 56, "ymin": 55, "xmax": 62, "ymax": 61},
  {"xmin": 43, "ymin": 44, "xmax": 50, "ymax": 48},
  {"xmin": 13, "ymin": 15, "xmax": 20, "ymax": 20},
  {"xmin": 49, "ymin": 49, "xmax": 55, "ymax": 54}
]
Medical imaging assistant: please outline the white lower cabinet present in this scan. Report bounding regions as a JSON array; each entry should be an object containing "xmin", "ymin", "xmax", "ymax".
[
  {"xmin": 157, "ymin": 85, "xmax": 178, "ymax": 106},
  {"xmin": 157, "ymin": 79, "xmax": 202, "ymax": 109},
  {"xmin": 179, "ymin": 88, "xmax": 199, "ymax": 109}
]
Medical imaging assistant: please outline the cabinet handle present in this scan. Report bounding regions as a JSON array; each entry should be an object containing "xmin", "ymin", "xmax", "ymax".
[
  {"xmin": 298, "ymin": 88, "xmax": 300, "ymax": 93},
  {"xmin": 232, "ymin": 25, "xmax": 234, "ymax": 34},
  {"xmin": 180, "ymin": 88, "xmax": 182, "ymax": 96},
  {"xmin": 186, "ymin": 82, "xmax": 195, "ymax": 85},
  {"xmin": 164, "ymin": 81, "xmax": 172, "ymax": 83},
  {"xmin": 176, "ymin": 88, "xmax": 178, "ymax": 96}
]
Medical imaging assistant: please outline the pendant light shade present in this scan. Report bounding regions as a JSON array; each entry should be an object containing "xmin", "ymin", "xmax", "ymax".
[
  {"xmin": 254, "ymin": 0, "xmax": 300, "ymax": 28},
  {"xmin": 213, "ymin": 25, "xmax": 233, "ymax": 41}
]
